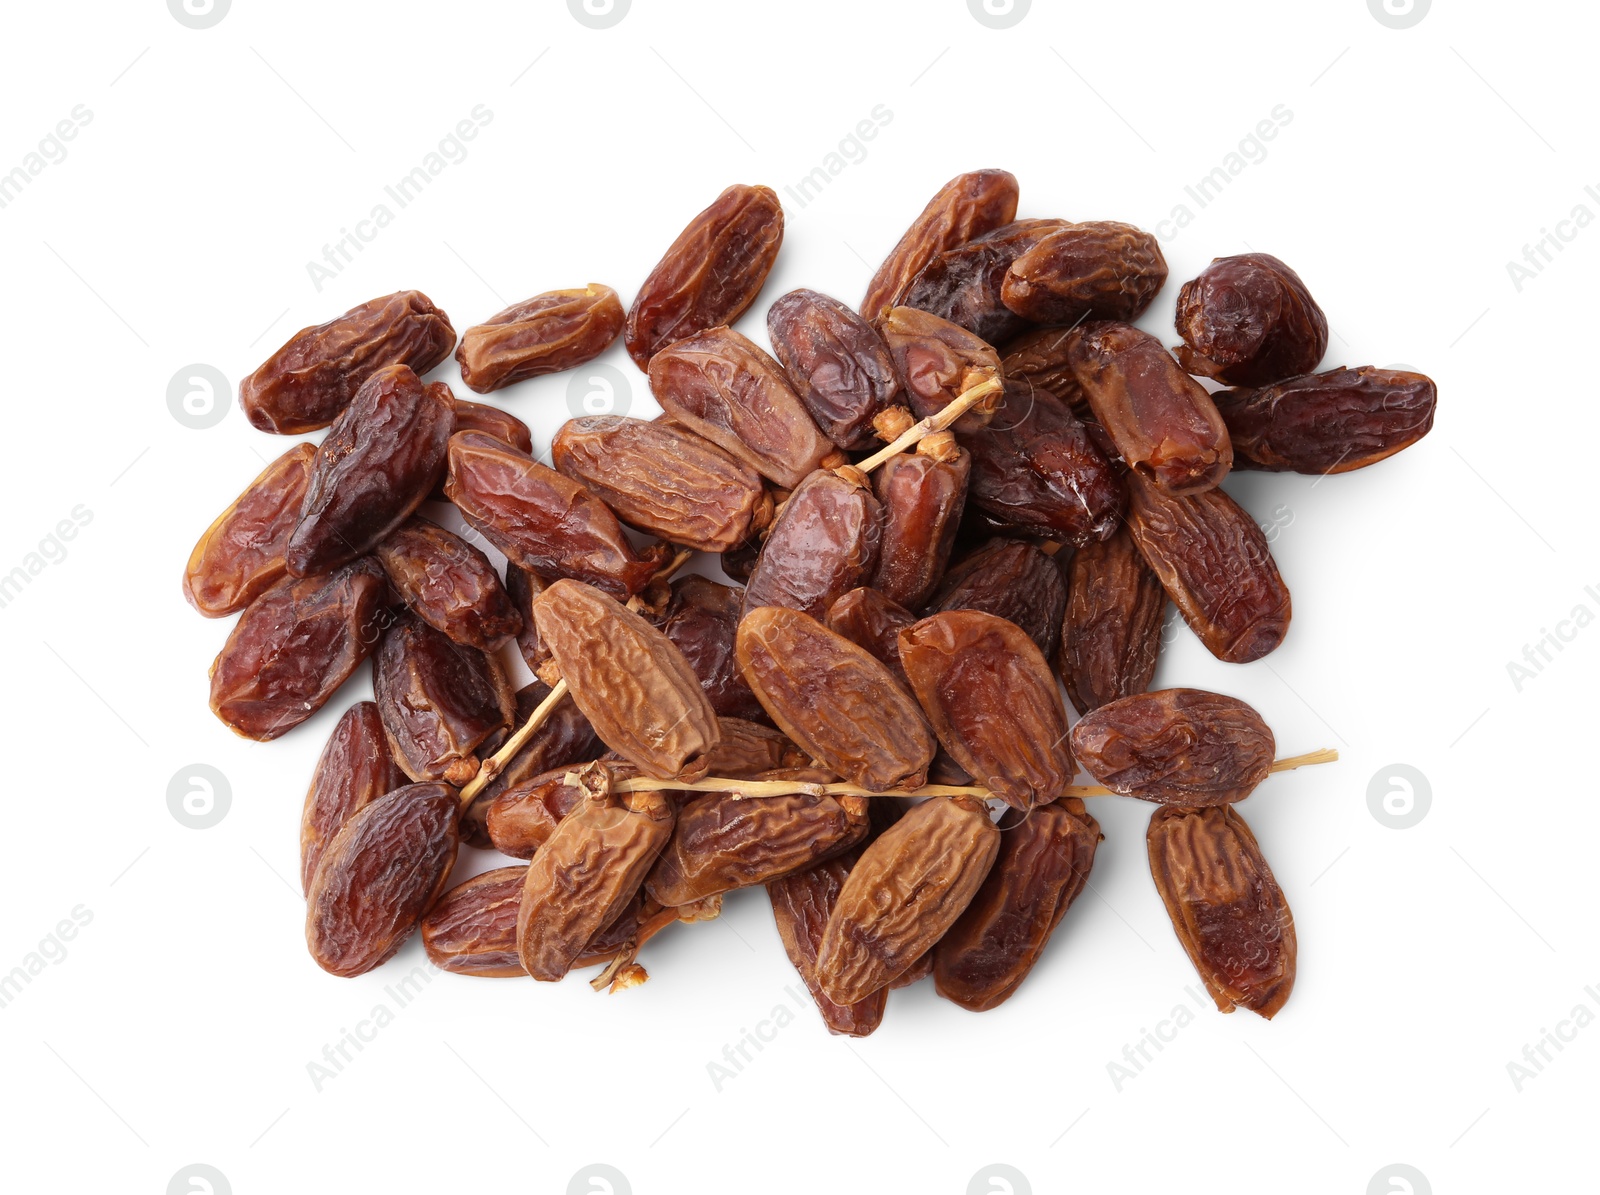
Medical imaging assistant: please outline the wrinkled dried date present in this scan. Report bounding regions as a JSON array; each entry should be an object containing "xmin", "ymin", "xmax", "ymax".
[
  {"xmin": 484, "ymin": 764, "xmax": 594, "ymax": 859},
  {"xmin": 1000, "ymin": 221, "xmax": 1168, "ymax": 325},
  {"xmin": 299, "ymin": 701, "xmax": 406, "ymax": 894},
  {"xmin": 657, "ymin": 576, "xmax": 768, "ymax": 723},
  {"xmin": 825, "ymin": 586, "xmax": 916, "ymax": 688},
  {"xmin": 374, "ymin": 517, "xmax": 522, "ymax": 651},
  {"xmin": 184, "ymin": 442, "xmax": 316, "ymax": 617},
  {"xmin": 240, "ymin": 289, "xmax": 455, "ymax": 434},
  {"xmin": 879, "ymin": 306, "xmax": 1003, "ymax": 432},
  {"xmin": 1070, "ymin": 688, "xmax": 1276, "ymax": 806},
  {"xmin": 768, "ymin": 853, "xmax": 888, "ymax": 1037},
  {"xmin": 505, "ymin": 566, "xmax": 549, "ymax": 673},
  {"xmin": 451, "ymin": 398, "xmax": 533, "ymax": 453},
  {"xmin": 421, "ymin": 866, "xmax": 528, "ymax": 976},
  {"xmin": 902, "ymin": 219, "xmax": 1070, "ymax": 345},
  {"xmin": 1174, "ymin": 253, "xmax": 1327, "ymax": 387},
  {"xmin": 1147, "ymin": 804, "xmax": 1296, "ymax": 1018},
  {"xmin": 999, "ymin": 326, "xmax": 1090, "ymax": 413},
  {"xmin": 706, "ymin": 717, "xmax": 807, "ymax": 778},
  {"xmin": 459, "ymin": 681, "xmax": 600, "ymax": 846},
  {"xmin": 925, "ymin": 537, "xmax": 1067, "ymax": 661},
  {"xmin": 1057, "ymin": 525, "xmax": 1165, "ymax": 715},
  {"xmin": 625, "ymin": 184, "xmax": 784, "ymax": 369},
  {"xmin": 742, "ymin": 470, "xmax": 883, "ymax": 621},
  {"xmin": 767, "ymin": 288, "xmax": 903, "ymax": 450},
  {"xmin": 870, "ymin": 436, "xmax": 971, "ymax": 610},
  {"xmin": 455, "ymin": 284, "xmax": 623, "ymax": 393}
]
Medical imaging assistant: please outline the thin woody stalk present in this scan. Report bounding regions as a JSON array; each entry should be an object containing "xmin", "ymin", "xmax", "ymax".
[{"xmin": 846, "ymin": 375, "xmax": 1002, "ymax": 476}]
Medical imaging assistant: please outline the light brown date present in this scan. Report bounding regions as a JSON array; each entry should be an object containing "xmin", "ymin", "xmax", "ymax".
[
  {"xmin": 455, "ymin": 284, "xmax": 623, "ymax": 393},
  {"xmin": 706, "ymin": 717, "xmax": 808, "ymax": 778},
  {"xmin": 184, "ymin": 443, "xmax": 315, "ymax": 617}
]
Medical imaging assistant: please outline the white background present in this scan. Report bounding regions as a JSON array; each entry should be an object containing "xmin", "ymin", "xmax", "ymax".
[{"xmin": 0, "ymin": 1, "xmax": 1594, "ymax": 1193}]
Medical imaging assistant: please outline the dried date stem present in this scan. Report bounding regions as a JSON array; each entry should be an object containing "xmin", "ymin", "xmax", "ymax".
[{"xmin": 845, "ymin": 376, "xmax": 1003, "ymax": 477}]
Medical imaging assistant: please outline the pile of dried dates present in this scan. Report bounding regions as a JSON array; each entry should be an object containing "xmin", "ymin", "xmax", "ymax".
[{"xmin": 186, "ymin": 170, "xmax": 1435, "ymax": 1032}]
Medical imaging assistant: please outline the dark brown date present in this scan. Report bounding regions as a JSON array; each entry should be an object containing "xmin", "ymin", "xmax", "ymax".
[
  {"xmin": 964, "ymin": 380, "xmax": 1124, "ymax": 545},
  {"xmin": 743, "ymin": 470, "xmax": 883, "ymax": 621},
  {"xmin": 768, "ymin": 854, "xmax": 888, "ymax": 1036},
  {"xmin": 624, "ymin": 184, "xmax": 784, "ymax": 369},
  {"xmin": 1213, "ymin": 366, "xmax": 1437, "ymax": 474},
  {"xmin": 208, "ymin": 558, "xmax": 387, "ymax": 741},
  {"xmin": 647, "ymin": 327, "xmax": 836, "ymax": 489},
  {"xmin": 1174, "ymin": 253, "xmax": 1327, "ymax": 387},
  {"xmin": 240, "ymin": 290, "xmax": 455, "ymax": 434},
  {"xmin": 1070, "ymin": 688, "xmax": 1276, "ymax": 806},
  {"xmin": 374, "ymin": 517, "xmax": 522, "ymax": 651},
  {"xmin": 898, "ymin": 610, "xmax": 1074, "ymax": 810},
  {"xmin": 445, "ymin": 430, "xmax": 668, "ymax": 600},
  {"xmin": 825, "ymin": 586, "xmax": 916, "ymax": 688},
  {"xmin": 879, "ymin": 306, "xmax": 1002, "ymax": 431},
  {"xmin": 505, "ymin": 565, "xmax": 549, "ymax": 673},
  {"xmin": 1058, "ymin": 525, "xmax": 1165, "ymax": 715},
  {"xmin": 870, "ymin": 435, "xmax": 971, "ymax": 610},
  {"xmin": 657, "ymin": 576, "xmax": 768, "ymax": 722},
  {"xmin": 551, "ymin": 415, "xmax": 769, "ymax": 553},
  {"xmin": 736, "ymin": 606, "xmax": 935, "ymax": 792},
  {"xmin": 184, "ymin": 442, "xmax": 315, "ymax": 617},
  {"xmin": 933, "ymin": 798, "xmax": 1100, "ymax": 1011},
  {"xmin": 902, "ymin": 219, "xmax": 1071, "ymax": 346},
  {"xmin": 1147, "ymin": 804, "xmax": 1296, "ymax": 1018},
  {"xmin": 861, "ymin": 170, "xmax": 1020, "ymax": 325},
  {"xmin": 999, "ymin": 326, "xmax": 1089, "ymax": 413},
  {"xmin": 1066, "ymin": 322, "xmax": 1232, "ymax": 494},
  {"xmin": 1126, "ymin": 476, "xmax": 1291, "ymax": 663},
  {"xmin": 766, "ymin": 288, "xmax": 903, "ymax": 450},
  {"xmin": 455, "ymin": 284, "xmax": 623, "ymax": 393},
  {"xmin": 305, "ymin": 782, "xmax": 459, "ymax": 978},
  {"xmin": 1000, "ymin": 221, "xmax": 1168, "ymax": 325},
  {"xmin": 421, "ymin": 866, "xmax": 528, "ymax": 977},
  {"xmin": 451, "ymin": 398, "xmax": 533, "ymax": 454},
  {"xmin": 925, "ymin": 537, "xmax": 1067, "ymax": 661},
  {"xmin": 299, "ymin": 701, "xmax": 406, "ymax": 893},
  {"xmin": 459, "ymin": 681, "xmax": 600, "ymax": 847}
]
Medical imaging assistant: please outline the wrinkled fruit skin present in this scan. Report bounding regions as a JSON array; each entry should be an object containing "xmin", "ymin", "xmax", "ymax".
[
  {"xmin": 1066, "ymin": 322, "xmax": 1232, "ymax": 495},
  {"xmin": 657, "ymin": 576, "xmax": 768, "ymax": 722},
  {"xmin": 445, "ymin": 430, "xmax": 666, "ymax": 600},
  {"xmin": 816, "ymin": 796, "xmax": 1000, "ymax": 1005},
  {"xmin": 743, "ymin": 471, "xmax": 883, "ymax": 622},
  {"xmin": 375, "ymin": 517, "xmax": 522, "ymax": 651},
  {"xmin": 505, "ymin": 566, "xmax": 549, "ymax": 673},
  {"xmin": 737, "ymin": 606, "xmax": 935, "ymax": 792},
  {"xmin": 1058, "ymin": 525, "xmax": 1165, "ymax": 715},
  {"xmin": 898, "ymin": 610, "xmax": 1074, "ymax": 811},
  {"xmin": 552, "ymin": 415, "xmax": 768, "ymax": 553},
  {"xmin": 933, "ymin": 798, "xmax": 1100, "ymax": 1011},
  {"xmin": 459, "ymin": 682, "xmax": 600, "ymax": 846},
  {"xmin": 707, "ymin": 717, "xmax": 807, "ymax": 777},
  {"xmin": 645, "ymin": 792, "xmax": 867, "ymax": 906},
  {"xmin": 1000, "ymin": 221, "xmax": 1168, "ymax": 326},
  {"xmin": 768, "ymin": 854, "xmax": 888, "ymax": 1037},
  {"xmin": 1126, "ymin": 476, "xmax": 1291, "ymax": 664},
  {"xmin": 208, "ymin": 558, "xmax": 387, "ymax": 740},
  {"xmin": 240, "ymin": 290, "xmax": 455, "ymax": 434},
  {"xmin": 451, "ymin": 398, "xmax": 532, "ymax": 453},
  {"xmin": 861, "ymin": 170, "xmax": 1019, "ymax": 325},
  {"xmin": 533, "ymin": 580, "xmax": 720, "ymax": 781},
  {"xmin": 516, "ymin": 786, "xmax": 675, "ymax": 981},
  {"xmin": 880, "ymin": 306, "xmax": 1002, "ymax": 432},
  {"xmin": 825, "ymin": 587, "xmax": 916, "ymax": 688},
  {"xmin": 871, "ymin": 444, "xmax": 971, "ymax": 611},
  {"xmin": 625, "ymin": 184, "xmax": 784, "ymax": 370},
  {"xmin": 422, "ymin": 866, "xmax": 529, "ymax": 976},
  {"xmin": 767, "ymin": 288, "xmax": 903, "ymax": 450},
  {"xmin": 184, "ymin": 442, "xmax": 316, "ymax": 617},
  {"xmin": 1214, "ymin": 367, "xmax": 1437, "ymax": 474},
  {"xmin": 374, "ymin": 612, "xmax": 513, "ymax": 786},
  {"xmin": 455, "ymin": 284, "xmax": 623, "ymax": 393},
  {"xmin": 902, "ymin": 219, "xmax": 1071, "ymax": 346},
  {"xmin": 1000, "ymin": 326, "xmax": 1090, "ymax": 414},
  {"xmin": 1070, "ymin": 688, "xmax": 1275, "ymax": 806},
  {"xmin": 305, "ymin": 783, "xmax": 460, "ymax": 978},
  {"xmin": 925, "ymin": 537, "xmax": 1067, "ymax": 661},
  {"xmin": 964, "ymin": 381, "xmax": 1124, "ymax": 545},
  {"xmin": 300, "ymin": 701, "xmax": 406, "ymax": 894},
  {"xmin": 1147, "ymin": 805, "xmax": 1296, "ymax": 1018},
  {"xmin": 648, "ymin": 327, "xmax": 835, "ymax": 489},
  {"xmin": 484, "ymin": 765, "xmax": 593, "ymax": 859},
  {"xmin": 1174, "ymin": 253, "xmax": 1328, "ymax": 387},
  {"xmin": 286, "ymin": 366, "xmax": 455, "ymax": 576}
]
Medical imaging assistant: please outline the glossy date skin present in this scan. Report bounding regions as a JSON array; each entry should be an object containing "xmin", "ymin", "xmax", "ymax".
[
  {"xmin": 767, "ymin": 289, "xmax": 903, "ymax": 450},
  {"xmin": 1058, "ymin": 525, "xmax": 1165, "ymax": 715},
  {"xmin": 657, "ymin": 577, "xmax": 768, "ymax": 722},
  {"xmin": 459, "ymin": 681, "xmax": 600, "ymax": 847},
  {"xmin": 879, "ymin": 306, "xmax": 1003, "ymax": 431},
  {"xmin": 648, "ymin": 327, "xmax": 836, "ymax": 489},
  {"xmin": 964, "ymin": 381, "xmax": 1124, "ymax": 545},
  {"xmin": 305, "ymin": 782, "xmax": 460, "ymax": 978},
  {"xmin": 1147, "ymin": 805, "xmax": 1296, "ymax": 1018},
  {"xmin": 484, "ymin": 764, "xmax": 595, "ymax": 859},
  {"xmin": 445, "ymin": 430, "xmax": 667, "ymax": 600},
  {"xmin": 624, "ymin": 184, "xmax": 784, "ymax": 369},
  {"xmin": 870, "ymin": 437, "xmax": 970, "ymax": 610},
  {"xmin": 374, "ymin": 517, "xmax": 522, "ymax": 651},
  {"xmin": 208, "ymin": 557, "xmax": 387, "ymax": 741},
  {"xmin": 825, "ymin": 587, "xmax": 916, "ymax": 688},
  {"xmin": 898, "ymin": 610, "xmax": 1075, "ymax": 811},
  {"xmin": 736, "ymin": 606, "xmax": 935, "ymax": 792},
  {"xmin": 240, "ymin": 290, "xmax": 456, "ymax": 434},
  {"xmin": 999, "ymin": 326, "xmax": 1089, "ymax": 412},
  {"xmin": 299, "ymin": 701, "xmax": 406, "ymax": 894},
  {"xmin": 505, "ymin": 565, "xmax": 549, "ymax": 673},
  {"xmin": 1070, "ymin": 688, "xmax": 1276, "ymax": 806},
  {"xmin": 421, "ymin": 866, "xmax": 529, "ymax": 976},
  {"xmin": 933, "ymin": 798, "xmax": 1100, "ymax": 1011},
  {"xmin": 451, "ymin": 398, "xmax": 533, "ymax": 453},
  {"xmin": 1000, "ymin": 221, "xmax": 1168, "ymax": 325},
  {"xmin": 816, "ymin": 796, "xmax": 1000, "ymax": 1005},
  {"xmin": 742, "ymin": 470, "xmax": 883, "ymax": 621},
  {"xmin": 1126, "ymin": 476, "xmax": 1291, "ymax": 664},
  {"xmin": 1174, "ymin": 253, "xmax": 1327, "ymax": 387},
  {"xmin": 1213, "ymin": 366, "xmax": 1437, "ymax": 474},
  {"xmin": 184, "ymin": 442, "xmax": 316, "ymax": 617},
  {"xmin": 374, "ymin": 611, "xmax": 514, "ymax": 787},
  {"xmin": 925, "ymin": 537, "xmax": 1067, "ymax": 661},
  {"xmin": 1066, "ymin": 322, "xmax": 1232, "ymax": 495},
  {"xmin": 455, "ymin": 284, "xmax": 623, "ymax": 393},
  {"xmin": 551, "ymin": 415, "xmax": 769, "ymax": 553},
  {"xmin": 706, "ymin": 717, "xmax": 807, "ymax": 777},
  {"xmin": 861, "ymin": 170, "xmax": 1019, "ymax": 325},
  {"xmin": 901, "ymin": 219, "xmax": 1070, "ymax": 346},
  {"xmin": 768, "ymin": 852, "xmax": 888, "ymax": 1036}
]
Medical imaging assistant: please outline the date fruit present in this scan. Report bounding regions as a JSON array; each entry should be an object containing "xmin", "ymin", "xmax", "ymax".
[
  {"xmin": 459, "ymin": 681, "xmax": 600, "ymax": 846},
  {"xmin": 825, "ymin": 586, "xmax": 916, "ymax": 688},
  {"xmin": 455, "ymin": 284, "xmax": 623, "ymax": 392},
  {"xmin": 505, "ymin": 566, "xmax": 549, "ymax": 673},
  {"xmin": 766, "ymin": 288, "xmax": 903, "ymax": 449},
  {"xmin": 768, "ymin": 854, "xmax": 888, "ymax": 1037},
  {"xmin": 707, "ymin": 717, "xmax": 807, "ymax": 778},
  {"xmin": 484, "ymin": 764, "xmax": 594, "ymax": 859},
  {"xmin": 1147, "ymin": 804, "xmax": 1295, "ymax": 1018},
  {"xmin": 299, "ymin": 701, "xmax": 406, "ymax": 893},
  {"xmin": 1057, "ymin": 525, "xmax": 1165, "ymax": 715},
  {"xmin": 657, "ymin": 576, "xmax": 768, "ymax": 722},
  {"xmin": 902, "ymin": 219, "xmax": 1071, "ymax": 346},
  {"xmin": 451, "ymin": 398, "xmax": 533, "ymax": 453},
  {"xmin": 375, "ymin": 517, "xmax": 522, "ymax": 651},
  {"xmin": 240, "ymin": 290, "xmax": 455, "ymax": 434},
  {"xmin": 999, "ymin": 326, "xmax": 1089, "ymax": 412},
  {"xmin": 925, "ymin": 537, "xmax": 1067, "ymax": 661},
  {"xmin": 880, "ymin": 306, "xmax": 1003, "ymax": 431},
  {"xmin": 184, "ymin": 442, "xmax": 315, "ymax": 617},
  {"xmin": 1000, "ymin": 221, "xmax": 1168, "ymax": 325},
  {"xmin": 625, "ymin": 184, "xmax": 784, "ymax": 369},
  {"xmin": 742, "ymin": 470, "xmax": 883, "ymax": 621},
  {"xmin": 1174, "ymin": 253, "xmax": 1327, "ymax": 387},
  {"xmin": 422, "ymin": 866, "xmax": 528, "ymax": 977},
  {"xmin": 870, "ymin": 435, "xmax": 971, "ymax": 610}
]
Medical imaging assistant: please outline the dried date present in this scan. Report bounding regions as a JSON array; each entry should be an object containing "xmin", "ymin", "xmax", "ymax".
[
  {"xmin": 924, "ymin": 537, "xmax": 1067, "ymax": 661},
  {"xmin": 184, "ymin": 442, "xmax": 315, "ymax": 617},
  {"xmin": 706, "ymin": 717, "xmax": 807, "ymax": 778},
  {"xmin": 374, "ymin": 517, "xmax": 522, "ymax": 651},
  {"xmin": 459, "ymin": 681, "xmax": 600, "ymax": 847},
  {"xmin": 825, "ymin": 586, "xmax": 916, "ymax": 687},
  {"xmin": 742, "ymin": 470, "xmax": 883, "ymax": 621},
  {"xmin": 657, "ymin": 576, "xmax": 768, "ymax": 723},
  {"xmin": 484, "ymin": 764, "xmax": 594, "ymax": 859},
  {"xmin": 879, "ymin": 306, "xmax": 1002, "ymax": 431},
  {"xmin": 1057, "ymin": 525, "xmax": 1165, "ymax": 715},
  {"xmin": 422, "ymin": 866, "xmax": 528, "ymax": 977},
  {"xmin": 902, "ymin": 219, "xmax": 1071, "ymax": 345},
  {"xmin": 768, "ymin": 854, "xmax": 887, "ymax": 1036},
  {"xmin": 1000, "ymin": 221, "xmax": 1168, "ymax": 325},
  {"xmin": 870, "ymin": 435, "xmax": 971, "ymax": 610},
  {"xmin": 766, "ymin": 288, "xmax": 903, "ymax": 449},
  {"xmin": 299, "ymin": 701, "xmax": 406, "ymax": 893},
  {"xmin": 505, "ymin": 565, "xmax": 549, "ymax": 673},
  {"xmin": 456, "ymin": 284, "xmax": 623, "ymax": 393},
  {"xmin": 1174, "ymin": 253, "xmax": 1327, "ymax": 387},
  {"xmin": 999, "ymin": 326, "xmax": 1089, "ymax": 412},
  {"xmin": 451, "ymin": 398, "xmax": 533, "ymax": 453}
]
